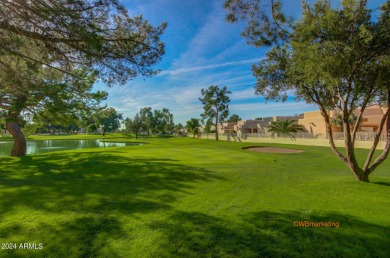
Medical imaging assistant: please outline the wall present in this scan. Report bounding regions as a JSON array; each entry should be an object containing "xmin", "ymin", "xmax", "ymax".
[
  {"xmin": 298, "ymin": 110, "xmax": 328, "ymax": 134},
  {"xmin": 199, "ymin": 133, "xmax": 386, "ymax": 150}
]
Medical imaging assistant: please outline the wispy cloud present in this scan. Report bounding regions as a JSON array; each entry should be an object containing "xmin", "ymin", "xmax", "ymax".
[
  {"xmin": 231, "ymin": 88, "xmax": 257, "ymax": 100},
  {"xmin": 159, "ymin": 58, "xmax": 261, "ymax": 76},
  {"xmin": 94, "ymin": 0, "xmax": 319, "ymax": 124},
  {"xmin": 168, "ymin": 0, "xmax": 252, "ymax": 70}
]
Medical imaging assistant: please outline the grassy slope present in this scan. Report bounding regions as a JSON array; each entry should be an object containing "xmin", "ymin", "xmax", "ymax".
[{"xmin": 0, "ymin": 136, "xmax": 389, "ymax": 257}]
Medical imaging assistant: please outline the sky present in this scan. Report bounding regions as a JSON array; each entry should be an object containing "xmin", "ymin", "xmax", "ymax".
[{"xmin": 94, "ymin": 0, "xmax": 385, "ymax": 125}]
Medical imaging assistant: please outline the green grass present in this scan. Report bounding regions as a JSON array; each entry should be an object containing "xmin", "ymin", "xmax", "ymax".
[
  {"xmin": 0, "ymin": 136, "xmax": 389, "ymax": 257},
  {"xmin": 28, "ymin": 133, "xmax": 127, "ymax": 140}
]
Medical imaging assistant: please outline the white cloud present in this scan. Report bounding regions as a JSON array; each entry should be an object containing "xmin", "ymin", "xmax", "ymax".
[
  {"xmin": 159, "ymin": 58, "xmax": 260, "ymax": 76},
  {"xmin": 93, "ymin": 0, "xmax": 318, "ymax": 125},
  {"xmin": 168, "ymin": 0, "xmax": 250, "ymax": 70},
  {"xmin": 231, "ymin": 88, "xmax": 257, "ymax": 100}
]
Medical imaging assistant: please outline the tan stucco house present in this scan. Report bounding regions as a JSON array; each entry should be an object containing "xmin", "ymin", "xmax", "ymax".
[
  {"xmin": 203, "ymin": 105, "xmax": 387, "ymax": 136},
  {"xmin": 298, "ymin": 105, "xmax": 388, "ymax": 133}
]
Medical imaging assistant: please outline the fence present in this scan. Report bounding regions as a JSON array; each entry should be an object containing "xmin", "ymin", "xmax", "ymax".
[{"xmin": 200, "ymin": 132, "xmax": 388, "ymax": 142}]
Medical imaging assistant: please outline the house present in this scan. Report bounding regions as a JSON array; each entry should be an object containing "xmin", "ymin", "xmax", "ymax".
[
  {"xmin": 298, "ymin": 105, "xmax": 388, "ymax": 133},
  {"xmin": 358, "ymin": 105, "xmax": 387, "ymax": 132},
  {"xmin": 216, "ymin": 115, "xmax": 303, "ymax": 134},
  {"xmin": 298, "ymin": 110, "xmax": 330, "ymax": 134},
  {"xmin": 199, "ymin": 105, "xmax": 387, "ymax": 137}
]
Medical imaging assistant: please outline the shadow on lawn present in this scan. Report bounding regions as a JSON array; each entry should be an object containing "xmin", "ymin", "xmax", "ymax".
[
  {"xmin": 0, "ymin": 151, "xmax": 222, "ymax": 257},
  {"xmin": 149, "ymin": 210, "xmax": 390, "ymax": 257},
  {"xmin": 373, "ymin": 182, "xmax": 390, "ymax": 187},
  {"xmin": 0, "ymin": 152, "xmax": 221, "ymax": 213},
  {"xmin": 1, "ymin": 152, "xmax": 389, "ymax": 257}
]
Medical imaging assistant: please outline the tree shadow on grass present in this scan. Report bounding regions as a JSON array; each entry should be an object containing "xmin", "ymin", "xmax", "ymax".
[
  {"xmin": 149, "ymin": 210, "xmax": 390, "ymax": 257},
  {"xmin": 0, "ymin": 152, "xmax": 222, "ymax": 213},
  {"xmin": 0, "ymin": 215, "xmax": 124, "ymax": 258},
  {"xmin": 372, "ymin": 182, "xmax": 390, "ymax": 187},
  {"xmin": 48, "ymin": 216, "xmax": 124, "ymax": 258},
  {"xmin": 0, "ymin": 151, "xmax": 223, "ymax": 257}
]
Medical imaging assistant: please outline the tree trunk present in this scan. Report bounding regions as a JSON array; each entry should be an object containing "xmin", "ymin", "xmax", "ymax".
[
  {"xmin": 352, "ymin": 169, "xmax": 369, "ymax": 182},
  {"xmin": 6, "ymin": 121, "xmax": 27, "ymax": 157},
  {"xmin": 215, "ymin": 116, "xmax": 219, "ymax": 141},
  {"xmin": 363, "ymin": 90, "xmax": 390, "ymax": 176},
  {"xmin": 103, "ymin": 128, "xmax": 106, "ymax": 137}
]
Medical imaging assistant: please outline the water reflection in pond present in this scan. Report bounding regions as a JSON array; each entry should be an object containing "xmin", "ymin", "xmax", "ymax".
[{"xmin": 0, "ymin": 140, "xmax": 144, "ymax": 156}]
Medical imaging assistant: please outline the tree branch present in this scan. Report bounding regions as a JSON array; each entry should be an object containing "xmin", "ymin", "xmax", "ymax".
[
  {"xmin": 365, "ymin": 91, "xmax": 390, "ymax": 174},
  {"xmin": 313, "ymin": 90, "xmax": 347, "ymax": 163}
]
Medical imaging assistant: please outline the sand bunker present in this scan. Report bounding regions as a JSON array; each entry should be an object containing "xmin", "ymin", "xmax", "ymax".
[{"xmin": 243, "ymin": 146, "xmax": 304, "ymax": 153}]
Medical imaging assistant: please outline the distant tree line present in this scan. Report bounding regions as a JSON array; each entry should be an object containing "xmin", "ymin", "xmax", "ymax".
[
  {"xmin": 124, "ymin": 107, "xmax": 174, "ymax": 138},
  {"xmin": 0, "ymin": 106, "xmax": 124, "ymax": 137}
]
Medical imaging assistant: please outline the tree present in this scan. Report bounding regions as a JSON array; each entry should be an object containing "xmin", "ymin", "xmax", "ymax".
[
  {"xmin": 125, "ymin": 114, "xmax": 144, "ymax": 139},
  {"xmin": 224, "ymin": 0, "xmax": 292, "ymax": 47},
  {"xmin": 174, "ymin": 123, "xmax": 185, "ymax": 136},
  {"xmin": 331, "ymin": 113, "xmax": 362, "ymax": 133},
  {"xmin": 151, "ymin": 108, "xmax": 174, "ymax": 134},
  {"xmin": 226, "ymin": 0, "xmax": 390, "ymax": 182},
  {"xmin": 20, "ymin": 113, "xmax": 42, "ymax": 136},
  {"xmin": 0, "ymin": 0, "xmax": 165, "ymax": 156},
  {"xmin": 267, "ymin": 120, "xmax": 303, "ymax": 140},
  {"xmin": 200, "ymin": 118, "xmax": 215, "ymax": 139},
  {"xmin": 186, "ymin": 118, "xmax": 201, "ymax": 138},
  {"xmin": 0, "ymin": 0, "xmax": 166, "ymax": 85},
  {"xmin": 96, "ymin": 107, "xmax": 123, "ymax": 136},
  {"xmin": 0, "ymin": 45, "xmax": 106, "ymax": 156},
  {"xmin": 0, "ymin": 111, "xmax": 6, "ymax": 135},
  {"xmin": 87, "ymin": 124, "xmax": 98, "ymax": 134},
  {"xmin": 162, "ymin": 108, "xmax": 174, "ymax": 134},
  {"xmin": 136, "ymin": 107, "xmax": 174, "ymax": 135},
  {"xmin": 33, "ymin": 98, "xmax": 98, "ymax": 135},
  {"xmin": 152, "ymin": 109, "xmax": 164, "ymax": 134},
  {"xmin": 227, "ymin": 114, "xmax": 242, "ymax": 123},
  {"xmin": 139, "ymin": 107, "xmax": 154, "ymax": 136},
  {"xmin": 199, "ymin": 85, "xmax": 232, "ymax": 141}
]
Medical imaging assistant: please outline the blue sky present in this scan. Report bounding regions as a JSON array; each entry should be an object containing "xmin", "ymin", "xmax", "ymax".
[{"xmin": 94, "ymin": 0, "xmax": 385, "ymax": 125}]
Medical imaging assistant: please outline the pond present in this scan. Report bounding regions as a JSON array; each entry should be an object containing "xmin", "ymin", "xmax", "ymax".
[{"xmin": 0, "ymin": 139, "xmax": 144, "ymax": 156}]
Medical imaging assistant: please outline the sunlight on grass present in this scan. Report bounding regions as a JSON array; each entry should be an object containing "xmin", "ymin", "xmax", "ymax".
[{"xmin": 0, "ymin": 136, "xmax": 389, "ymax": 257}]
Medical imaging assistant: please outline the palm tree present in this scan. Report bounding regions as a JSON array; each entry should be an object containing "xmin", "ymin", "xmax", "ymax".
[
  {"xmin": 267, "ymin": 120, "xmax": 303, "ymax": 140},
  {"xmin": 331, "ymin": 113, "xmax": 362, "ymax": 132}
]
